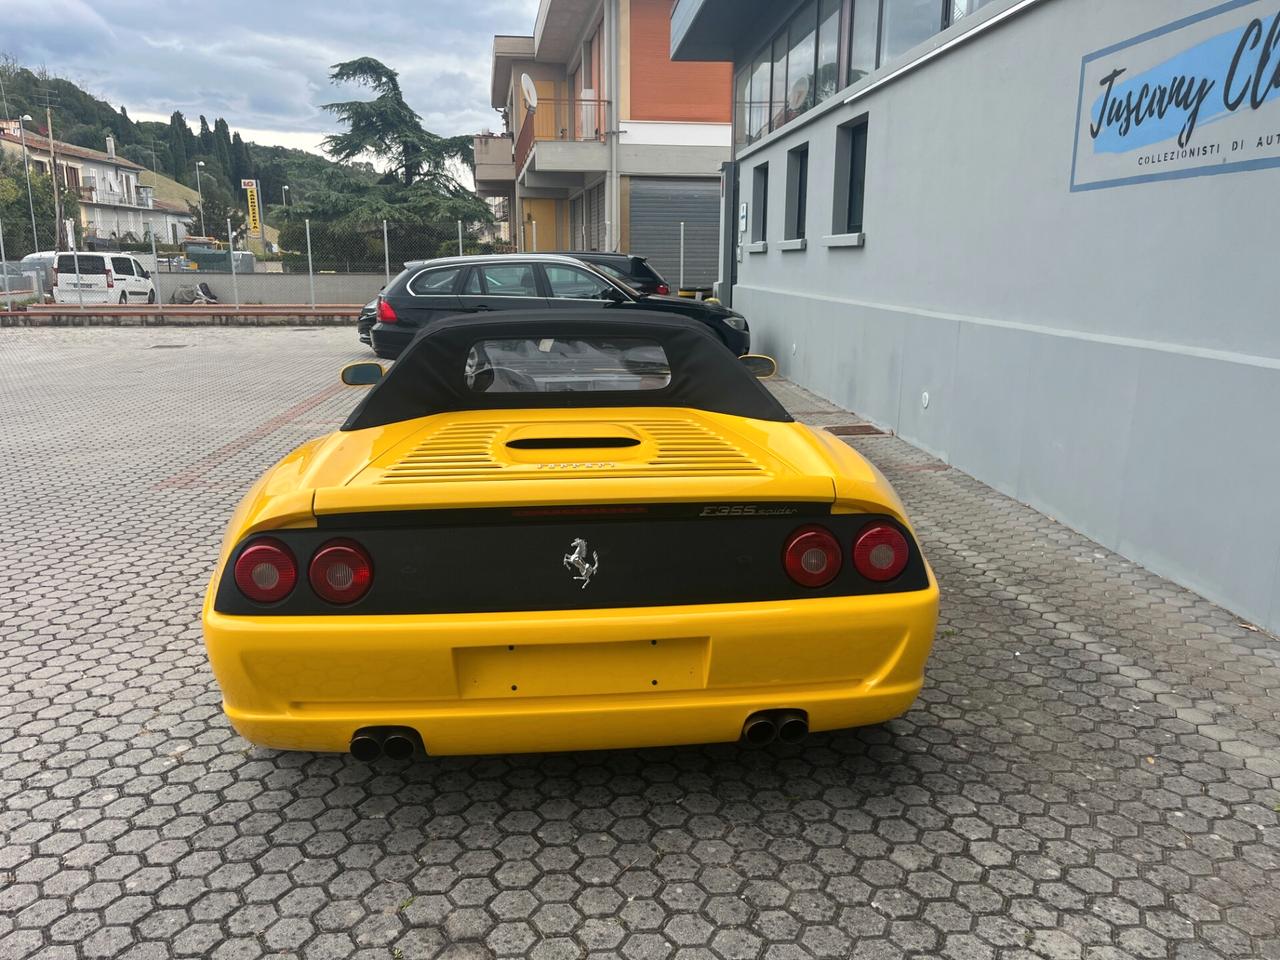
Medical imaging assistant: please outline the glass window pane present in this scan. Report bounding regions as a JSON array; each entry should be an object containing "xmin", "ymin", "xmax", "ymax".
[
  {"xmin": 881, "ymin": 0, "xmax": 942, "ymax": 62},
  {"xmin": 784, "ymin": 2, "xmax": 817, "ymax": 124},
  {"xmin": 544, "ymin": 264, "xmax": 614, "ymax": 299},
  {"xmin": 847, "ymin": 123, "xmax": 868, "ymax": 233},
  {"xmin": 734, "ymin": 68, "xmax": 750, "ymax": 146},
  {"xmin": 409, "ymin": 266, "xmax": 462, "ymax": 295},
  {"xmin": 466, "ymin": 338, "xmax": 671, "ymax": 393},
  {"xmin": 749, "ymin": 50, "xmax": 770, "ymax": 142},
  {"xmin": 770, "ymin": 32, "xmax": 788, "ymax": 131},
  {"xmin": 948, "ymin": 0, "xmax": 996, "ymax": 25},
  {"xmin": 816, "ymin": 0, "xmax": 841, "ymax": 102},
  {"xmin": 111, "ymin": 257, "xmax": 135, "ymax": 276},
  {"xmin": 481, "ymin": 264, "xmax": 539, "ymax": 297},
  {"xmin": 849, "ymin": 0, "xmax": 880, "ymax": 84}
]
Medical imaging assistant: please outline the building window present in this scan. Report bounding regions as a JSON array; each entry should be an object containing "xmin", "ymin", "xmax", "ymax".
[
  {"xmin": 947, "ymin": 0, "xmax": 997, "ymax": 27},
  {"xmin": 734, "ymin": 68, "xmax": 751, "ymax": 147},
  {"xmin": 833, "ymin": 117, "xmax": 868, "ymax": 235},
  {"xmin": 748, "ymin": 48, "xmax": 770, "ymax": 143},
  {"xmin": 770, "ymin": 32, "xmax": 789, "ymax": 132},
  {"xmin": 881, "ymin": 0, "xmax": 945, "ymax": 63},
  {"xmin": 848, "ymin": 0, "xmax": 881, "ymax": 85},
  {"xmin": 751, "ymin": 163, "xmax": 769, "ymax": 243},
  {"xmin": 785, "ymin": 145, "xmax": 809, "ymax": 241},
  {"xmin": 784, "ymin": 3, "xmax": 818, "ymax": 124},
  {"xmin": 816, "ymin": 0, "xmax": 842, "ymax": 102}
]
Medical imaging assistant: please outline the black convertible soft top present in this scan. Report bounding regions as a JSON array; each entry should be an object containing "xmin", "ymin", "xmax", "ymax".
[{"xmin": 342, "ymin": 311, "xmax": 792, "ymax": 431}]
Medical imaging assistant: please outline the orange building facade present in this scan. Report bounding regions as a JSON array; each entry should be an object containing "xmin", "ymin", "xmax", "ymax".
[{"xmin": 473, "ymin": 0, "xmax": 733, "ymax": 289}]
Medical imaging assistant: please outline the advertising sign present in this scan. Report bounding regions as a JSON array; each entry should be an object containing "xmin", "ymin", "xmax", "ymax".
[
  {"xmin": 243, "ymin": 181, "xmax": 262, "ymax": 235},
  {"xmin": 1071, "ymin": 0, "xmax": 1280, "ymax": 191}
]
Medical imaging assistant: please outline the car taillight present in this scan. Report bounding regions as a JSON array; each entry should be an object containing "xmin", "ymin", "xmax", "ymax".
[
  {"xmin": 233, "ymin": 539, "xmax": 297, "ymax": 603},
  {"xmin": 783, "ymin": 526, "xmax": 842, "ymax": 587},
  {"xmin": 656, "ymin": 283, "xmax": 670, "ymax": 295},
  {"xmin": 852, "ymin": 523, "xmax": 909, "ymax": 582},
  {"xmin": 105, "ymin": 269, "xmax": 114, "ymax": 288},
  {"xmin": 309, "ymin": 539, "xmax": 373, "ymax": 604},
  {"xmin": 377, "ymin": 297, "xmax": 398, "ymax": 324}
]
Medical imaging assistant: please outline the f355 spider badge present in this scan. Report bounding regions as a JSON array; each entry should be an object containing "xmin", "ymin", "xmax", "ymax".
[{"xmin": 563, "ymin": 538, "xmax": 599, "ymax": 588}]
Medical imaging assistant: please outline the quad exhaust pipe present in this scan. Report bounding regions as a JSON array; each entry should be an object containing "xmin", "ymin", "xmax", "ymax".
[
  {"xmin": 348, "ymin": 727, "xmax": 423, "ymax": 761},
  {"xmin": 741, "ymin": 709, "xmax": 809, "ymax": 747}
]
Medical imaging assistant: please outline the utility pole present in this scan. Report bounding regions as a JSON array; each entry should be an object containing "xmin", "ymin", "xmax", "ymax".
[{"xmin": 46, "ymin": 107, "xmax": 65, "ymax": 249}]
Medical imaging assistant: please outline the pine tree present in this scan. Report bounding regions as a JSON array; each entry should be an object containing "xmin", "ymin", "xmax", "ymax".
[
  {"xmin": 213, "ymin": 118, "xmax": 233, "ymax": 180},
  {"xmin": 230, "ymin": 132, "xmax": 253, "ymax": 184},
  {"xmin": 168, "ymin": 111, "xmax": 189, "ymax": 182},
  {"xmin": 198, "ymin": 115, "xmax": 214, "ymax": 155}
]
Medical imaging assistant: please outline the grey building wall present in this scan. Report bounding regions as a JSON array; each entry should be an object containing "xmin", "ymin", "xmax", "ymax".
[{"xmin": 728, "ymin": 0, "xmax": 1280, "ymax": 632}]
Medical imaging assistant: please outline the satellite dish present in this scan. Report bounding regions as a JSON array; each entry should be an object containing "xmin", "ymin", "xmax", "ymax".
[
  {"xmin": 787, "ymin": 76, "xmax": 811, "ymax": 113},
  {"xmin": 521, "ymin": 73, "xmax": 539, "ymax": 112}
]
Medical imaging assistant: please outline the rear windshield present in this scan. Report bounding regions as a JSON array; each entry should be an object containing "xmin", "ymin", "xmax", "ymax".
[
  {"xmin": 627, "ymin": 258, "xmax": 663, "ymax": 282},
  {"xmin": 466, "ymin": 338, "xmax": 672, "ymax": 393},
  {"xmin": 56, "ymin": 254, "xmax": 107, "ymax": 275}
]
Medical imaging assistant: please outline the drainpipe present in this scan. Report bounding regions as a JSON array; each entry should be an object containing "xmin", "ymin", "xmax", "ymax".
[{"xmin": 606, "ymin": 0, "xmax": 621, "ymax": 251}]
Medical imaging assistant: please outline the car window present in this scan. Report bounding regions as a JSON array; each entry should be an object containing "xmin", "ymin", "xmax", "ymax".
[
  {"xmin": 111, "ymin": 257, "xmax": 135, "ymax": 276},
  {"xmin": 56, "ymin": 254, "xmax": 107, "ymax": 275},
  {"xmin": 544, "ymin": 265, "xmax": 616, "ymax": 300},
  {"xmin": 481, "ymin": 264, "xmax": 539, "ymax": 297},
  {"xmin": 407, "ymin": 266, "xmax": 462, "ymax": 295},
  {"xmin": 466, "ymin": 338, "xmax": 671, "ymax": 393},
  {"xmin": 461, "ymin": 268, "xmax": 483, "ymax": 295},
  {"xmin": 589, "ymin": 261, "xmax": 631, "ymax": 283}
]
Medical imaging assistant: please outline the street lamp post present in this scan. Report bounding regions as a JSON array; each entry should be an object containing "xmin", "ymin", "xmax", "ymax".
[
  {"xmin": 18, "ymin": 115, "xmax": 39, "ymax": 253},
  {"xmin": 281, "ymin": 184, "xmax": 289, "ymax": 211},
  {"xmin": 194, "ymin": 161, "xmax": 207, "ymax": 237}
]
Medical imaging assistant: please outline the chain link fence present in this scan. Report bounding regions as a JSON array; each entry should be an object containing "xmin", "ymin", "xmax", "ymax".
[{"xmin": 0, "ymin": 218, "xmax": 515, "ymax": 310}]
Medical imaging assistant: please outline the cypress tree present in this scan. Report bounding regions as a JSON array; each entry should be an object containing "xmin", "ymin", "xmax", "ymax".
[{"xmin": 168, "ymin": 111, "xmax": 189, "ymax": 182}]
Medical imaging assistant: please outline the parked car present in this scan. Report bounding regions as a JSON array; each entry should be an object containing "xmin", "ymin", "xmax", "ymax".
[
  {"xmin": 356, "ymin": 298, "xmax": 378, "ymax": 345},
  {"xmin": 52, "ymin": 252, "xmax": 156, "ymax": 304},
  {"xmin": 369, "ymin": 254, "xmax": 748, "ymax": 360},
  {"xmin": 543, "ymin": 251, "xmax": 672, "ymax": 295},
  {"xmin": 202, "ymin": 310, "xmax": 938, "ymax": 757}
]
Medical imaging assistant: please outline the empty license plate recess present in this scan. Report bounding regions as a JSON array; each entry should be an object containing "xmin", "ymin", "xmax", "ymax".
[{"xmin": 454, "ymin": 637, "xmax": 710, "ymax": 699}]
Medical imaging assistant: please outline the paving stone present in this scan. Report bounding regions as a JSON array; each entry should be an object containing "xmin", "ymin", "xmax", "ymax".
[{"xmin": 0, "ymin": 329, "xmax": 1276, "ymax": 960}]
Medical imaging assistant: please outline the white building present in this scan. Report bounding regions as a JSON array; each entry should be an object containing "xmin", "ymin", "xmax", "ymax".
[
  {"xmin": 0, "ymin": 125, "xmax": 193, "ymax": 246},
  {"xmin": 671, "ymin": 0, "xmax": 1280, "ymax": 633}
]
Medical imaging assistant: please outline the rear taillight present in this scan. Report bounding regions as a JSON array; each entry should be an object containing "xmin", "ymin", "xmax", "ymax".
[
  {"xmin": 656, "ymin": 283, "xmax": 670, "ymax": 295},
  {"xmin": 376, "ymin": 297, "xmax": 398, "ymax": 324},
  {"xmin": 852, "ymin": 523, "xmax": 909, "ymax": 582},
  {"xmin": 233, "ymin": 539, "xmax": 297, "ymax": 603},
  {"xmin": 783, "ymin": 526, "xmax": 842, "ymax": 587},
  {"xmin": 309, "ymin": 539, "xmax": 373, "ymax": 604},
  {"xmin": 105, "ymin": 269, "xmax": 114, "ymax": 288}
]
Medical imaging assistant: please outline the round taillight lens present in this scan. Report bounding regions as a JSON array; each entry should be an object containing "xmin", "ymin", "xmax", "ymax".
[
  {"xmin": 783, "ymin": 526, "xmax": 842, "ymax": 588},
  {"xmin": 309, "ymin": 539, "xmax": 373, "ymax": 604},
  {"xmin": 853, "ymin": 523, "xmax": 910, "ymax": 582},
  {"xmin": 233, "ymin": 538, "xmax": 297, "ymax": 603}
]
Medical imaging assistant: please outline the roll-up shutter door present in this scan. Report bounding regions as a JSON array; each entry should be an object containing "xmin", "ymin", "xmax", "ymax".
[
  {"xmin": 584, "ymin": 183, "xmax": 605, "ymax": 251},
  {"xmin": 628, "ymin": 177, "xmax": 719, "ymax": 289}
]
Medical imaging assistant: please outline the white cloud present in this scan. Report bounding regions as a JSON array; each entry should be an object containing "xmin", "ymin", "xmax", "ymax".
[{"xmin": 4, "ymin": 0, "xmax": 543, "ymax": 152}]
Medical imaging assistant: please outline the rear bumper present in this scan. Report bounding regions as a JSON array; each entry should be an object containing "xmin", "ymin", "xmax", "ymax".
[
  {"xmin": 203, "ymin": 575, "xmax": 939, "ymax": 755},
  {"xmin": 53, "ymin": 289, "xmax": 113, "ymax": 304},
  {"xmin": 370, "ymin": 322, "xmax": 414, "ymax": 359}
]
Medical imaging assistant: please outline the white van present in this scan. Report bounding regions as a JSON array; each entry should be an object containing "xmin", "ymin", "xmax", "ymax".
[{"xmin": 53, "ymin": 252, "xmax": 157, "ymax": 305}]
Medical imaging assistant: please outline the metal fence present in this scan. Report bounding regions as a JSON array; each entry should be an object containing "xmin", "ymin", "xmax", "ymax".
[{"xmin": 0, "ymin": 218, "xmax": 514, "ymax": 310}]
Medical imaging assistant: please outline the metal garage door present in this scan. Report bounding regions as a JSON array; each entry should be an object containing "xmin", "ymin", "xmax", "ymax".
[
  {"xmin": 584, "ymin": 183, "xmax": 605, "ymax": 251},
  {"xmin": 628, "ymin": 177, "xmax": 719, "ymax": 290}
]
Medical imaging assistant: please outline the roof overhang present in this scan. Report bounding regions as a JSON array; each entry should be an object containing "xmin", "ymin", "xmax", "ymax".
[
  {"xmin": 491, "ymin": 35, "xmax": 535, "ymax": 110},
  {"xmin": 670, "ymin": 0, "xmax": 776, "ymax": 62},
  {"xmin": 533, "ymin": 0, "xmax": 600, "ymax": 63}
]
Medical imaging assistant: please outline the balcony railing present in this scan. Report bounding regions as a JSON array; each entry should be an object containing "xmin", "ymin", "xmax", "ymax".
[{"xmin": 514, "ymin": 98, "xmax": 609, "ymax": 173}]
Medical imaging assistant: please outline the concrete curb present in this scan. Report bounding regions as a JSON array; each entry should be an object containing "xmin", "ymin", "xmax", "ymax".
[{"xmin": 1, "ymin": 314, "xmax": 359, "ymax": 328}]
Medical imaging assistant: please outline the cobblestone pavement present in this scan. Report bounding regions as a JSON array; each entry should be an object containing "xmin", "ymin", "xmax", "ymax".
[{"xmin": 1, "ymin": 328, "xmax": 1278, "ymax": 960}]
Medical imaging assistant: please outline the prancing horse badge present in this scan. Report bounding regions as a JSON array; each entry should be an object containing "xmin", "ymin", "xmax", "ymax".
[{"xmin": 562, "ymin": 538, "xmax": 599, "ymax": 588}]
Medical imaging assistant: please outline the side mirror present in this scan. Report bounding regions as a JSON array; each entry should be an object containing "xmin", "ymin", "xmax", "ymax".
[
  {"xmin": 740, "ymin": 354, "xmax": 777, "ymax": 379},
  {"xmin": 341, "ymin": 362, "xmax": 385, "ymax": 386}
]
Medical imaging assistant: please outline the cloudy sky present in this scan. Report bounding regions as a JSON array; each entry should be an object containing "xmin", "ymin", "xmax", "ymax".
[{"xmin": 3, "ymin": 0, "xmax": 540, "ymax": 153}]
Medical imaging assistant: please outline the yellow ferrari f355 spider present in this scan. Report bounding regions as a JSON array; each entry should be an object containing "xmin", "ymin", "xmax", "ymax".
[{"xmin": 202, "ymin": 311, "xmax": 938, "ymax": 759}]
